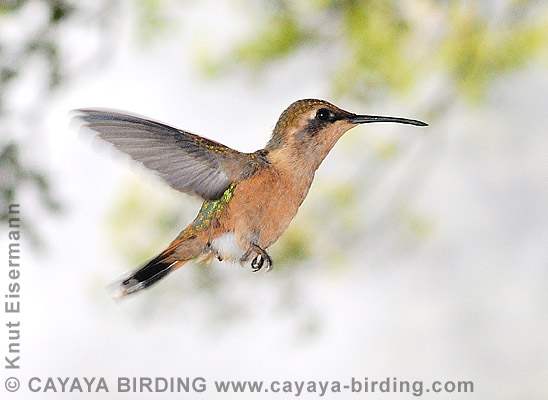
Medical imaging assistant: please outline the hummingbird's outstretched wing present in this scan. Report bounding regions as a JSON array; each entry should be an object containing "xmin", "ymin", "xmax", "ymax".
[{"xmin": 73, "ymin": 108, "xmax": 257, "ymax": 200}]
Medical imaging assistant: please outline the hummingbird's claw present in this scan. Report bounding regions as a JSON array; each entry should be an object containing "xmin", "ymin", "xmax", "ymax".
[
  {"xmin": 251, "ymin": 254, "xmax": 264, "ymax": 272},
  {"xmin": 249, "ymin": 245, "xmax": 273, "ymax": 272}
]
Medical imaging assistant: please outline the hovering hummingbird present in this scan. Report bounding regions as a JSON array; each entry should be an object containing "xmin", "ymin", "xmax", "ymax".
[{"xmin": 74, "ymin": 99, "xmax": 427, "ymax": 296}]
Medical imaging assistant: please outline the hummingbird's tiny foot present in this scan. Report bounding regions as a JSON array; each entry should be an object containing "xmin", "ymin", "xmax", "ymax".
[
  {"xmin": 251, "ymin": 254, "xmax": 264, "ymax": 272},
  {"xmin": 249, "ymin": 245, "xmax": 272, "ymax": 272},
  {"xmin": 262, "ymin": 251, "xmax": 273, "ymax": 272},
  {"xmin": 243, "ymin": 244, "xmax": 273, "ymax": 272}
]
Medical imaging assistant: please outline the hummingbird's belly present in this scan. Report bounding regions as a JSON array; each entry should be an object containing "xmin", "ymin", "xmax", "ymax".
[{"xmin": 210, "ymin": 231, "xmax": 247, "ymax": 262}]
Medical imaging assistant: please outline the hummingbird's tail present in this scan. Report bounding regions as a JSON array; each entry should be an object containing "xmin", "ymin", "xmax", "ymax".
[{"xmin": 110, "ymin": 234, "xmax": 202, "ymax": 297}]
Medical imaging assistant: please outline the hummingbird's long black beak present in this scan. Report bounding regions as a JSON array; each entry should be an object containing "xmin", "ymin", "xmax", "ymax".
[{"xmin": 349, "ymin": 114, "xmax": 428, "ymax": 127}]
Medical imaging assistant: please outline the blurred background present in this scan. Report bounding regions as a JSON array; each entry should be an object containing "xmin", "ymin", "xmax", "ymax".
[{"xmin": 1, "ymin": 0, "xmax": 548, "ymax": 398}]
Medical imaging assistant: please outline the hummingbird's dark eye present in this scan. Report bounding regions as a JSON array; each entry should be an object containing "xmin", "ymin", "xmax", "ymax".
[{"xmin": 316, "ymin": 108, "xmax": 332, "ymax": 121}]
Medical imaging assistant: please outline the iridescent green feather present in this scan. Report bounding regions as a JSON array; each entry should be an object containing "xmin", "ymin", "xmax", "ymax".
[{"xmin": 176, "ymin": 183, "xmax": 235, "ymax": 239}]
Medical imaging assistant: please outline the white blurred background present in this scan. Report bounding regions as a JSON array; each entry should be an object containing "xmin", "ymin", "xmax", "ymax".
[{"xmin": 1, "ymin": 0, "xmax": 548, "ymax": 399}]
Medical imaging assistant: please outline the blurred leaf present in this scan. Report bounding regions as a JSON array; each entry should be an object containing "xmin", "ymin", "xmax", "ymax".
[
  {"xmin": 104, "ymin": 176, "xmax": 197, "ymax": 264},
  {"xmin": 185, "ymin": 0, "xmax": 548, "ymax": 102},
  {"xmin": 50, "ymin": 0, "xmax": 73, "ymax": 23},
  {"xmin": 374, "ymin": 139, "xmax": 399, "ymax": 160},
  {"xmin": 0, "ymin": 0, "xmax": 24, "ymax": 13},
  {"xmin": 272, "ymin": 225, "xmax": 313, "ymax": 266},
  {"xmin": 439, "ymin": 3, "xmax": 548, "ymax": 100},
  {"xmin": 0, "ymin": 142, "xmax": 61, "ymax": 246},
  {"xmin": 336, "ymin": 0, "xmax": 414, "ymax": 98},
  {"xmin": 0, "ymin": 0, "xmax": 116, "ymax": 244},
  {"xmin": 397, "ymin": 206, "xmax": 434, "ymax": 242},
  {"xmin": 233, "ymin": 12, "xmax": 307, "ymax": 68},
  {"xmin": 1, "ymin": 67, "xmax": 18, "ymax": 83},
  {"xmin": 136, "ymin": 0, "xmax": 170, "ymax": 44}
]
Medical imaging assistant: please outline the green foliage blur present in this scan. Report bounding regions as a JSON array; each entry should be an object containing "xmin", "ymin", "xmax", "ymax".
[
  {"xmin": 0, "ymin": 0, "xmax": 71, "ymax": 239},
  {"xmin": 199, "ymin": 0, "xmax": 548, "ymax": 101},
  {"xmin": 0, "ymin": 0, "xmax": 115, "ymax": 243}
]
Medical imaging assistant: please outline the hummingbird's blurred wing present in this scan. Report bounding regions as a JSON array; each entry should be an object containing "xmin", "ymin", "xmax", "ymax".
[{"xmin": 73, "ymin": 108, "xmax": 256, "ymax": 200}]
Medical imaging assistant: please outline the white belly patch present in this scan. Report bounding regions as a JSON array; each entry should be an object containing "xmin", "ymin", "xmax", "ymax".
[{"xmin": 211, "ymin": 232, "xmax": 247, "ymax": 262}]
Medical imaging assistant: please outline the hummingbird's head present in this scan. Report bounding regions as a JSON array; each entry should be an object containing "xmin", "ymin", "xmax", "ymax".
[{"xmin": 266, "ymin": 99, "xmax": 427, "ymax": 170}]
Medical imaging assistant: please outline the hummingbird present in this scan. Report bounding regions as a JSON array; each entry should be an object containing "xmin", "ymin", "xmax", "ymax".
[{"xmin": 74, "ymin": 99, "xmax": 427, "ymax": 296}]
